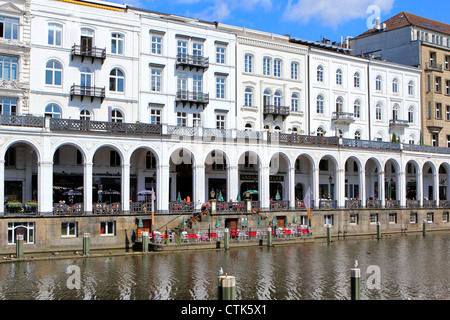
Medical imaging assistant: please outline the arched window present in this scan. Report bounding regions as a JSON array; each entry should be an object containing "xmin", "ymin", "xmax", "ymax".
[
  {"xmin": 408, "ymin": 80, "xmax": 414, "ymax": 96},
  {"xmin": 376, "ymin": 102, "xmax": 383, "ymax": 120},
  {"xmin": 244, "ymin": 87, "xmax": 253, "ymax": 107},
  {"xmin": 336, "ymin": 68, "xmax": 342, "ymax": 85},
  {"xmin": 109, "ymin": 68, "xmax": 124, "ymax": 92},
  {"xmin": 45, "ymin": 60, "xmax": 62, "ymax": 86},
  {"xmin": 336, "ymin": 96, "xmax": 343, "ymax": 112},
  {"xmin": 111, "ymin": 109, "xmax": 123, "ymax": 123},
  {"xmin": 244, "ymin": 123, "xmax": 253, "ymax": 131},
  {"xmin": 392, "ymin": 78, "xmax": 399, "ymax": 93},
  {"xmin": 316, "ymin": 127, "xmax": 324, "ymax": 137},
  {"xmin": 80, "ymin": 109, "xmax": 91, "ymax": 120},
  {"xmin": 45, "ymin": 103, "xmax": 62, "ymax": 118},
  {"xmin": 376, "ymin": 75, "xmax": 382, "ymax": 91},
  {"xmin": 263, "ymin": 89, "xmax": 271, "ymax": 106},
  {"xmin": 317, "ymin": 65, "xmax": 324, "ymax": 82},
  {"xmin": 316, "ymin": 94, "xmax": 324, "ymax": 114},
  {"xmin": 274, "ymin": 125, "xmax": 281, "ymax": 131},
  {"xmin": 408, "ymin": 106, "xmax": 415, "ymax": 123},
  {"xmin": 354, "ymin": 99, "xmax": 361, "ymax": 118},
  {"xmin": 274, "ymin": 91, "xmax": 282, "ymax": 106},
  {"xmin": 354, "ymin": 72, "xmax": 360, "ymax": 88},
  {"xmin": 354, "ymin": 130, "xmax": 361, "ymax": 140},
  {"xmin": 291, "ymin": 93, "xmax": 299, "ymax": 112},
  {"xmin": 392, "ymin": 103, "xmax": 399, "ymax": 120}
]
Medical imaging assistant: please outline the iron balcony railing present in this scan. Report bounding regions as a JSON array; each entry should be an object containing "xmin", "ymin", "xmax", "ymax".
[
  {"xmin": 263, "ymin": 105, "xmax": 290, "ymax": 117},
  {"xmin": 71, "ymin": 45, "xmax": 106, "ymax": 62},
  {"xmin": 176, "ymin": 54, "xmax": 209, "ymax": 69},
  {"xmin": 176, "ymin": 90, "xmax": 209, "ymax": 106},
  {"xmin": 0, "ymin": 114, "xmax": 44, "ymax": 127},
  {"xmin": 389, "ymin": 119, "xmax": 409, "ymax": 128},
  {"xmin": 50, "ymin": 118, "xmax": 162, "ymax": 135},
  {"xmin": 332, "ymin": 111, "xmax": 355, "ymax": 124},
  {"xmin": 342, "ymin": 138, "xmax": 402, "ymax": 150},
  {"xmin": 70, "ymin": 85, "xmax": 105, "ymax": 102},
  {"xmin": 269, "ymin": 132, "xmax": 339, "ymax": 145}
]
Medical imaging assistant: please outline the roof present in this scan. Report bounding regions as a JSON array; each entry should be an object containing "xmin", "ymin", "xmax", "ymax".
[{"xmin": 354, "ymin": 12, "xmax": 450, "ymax": 39}]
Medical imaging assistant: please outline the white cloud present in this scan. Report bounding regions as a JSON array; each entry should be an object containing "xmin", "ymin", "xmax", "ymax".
[
  {"xmin": 282, "ymin": 0, "xmax": 394, "ymax": 28},
  {"xmin": 189, "ymin": 0, "xmax": 273, "ymax": 22}
]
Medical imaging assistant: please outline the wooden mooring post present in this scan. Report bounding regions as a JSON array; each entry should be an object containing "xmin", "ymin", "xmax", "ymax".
[
  {"xmin": 16, "ymin": 235, "xmax": 24, "ymax": 259},
  {"xmin": 142, "ymin": 231, "xmax": 149, "ymax": 252},
  {"xmin": 218, "ymin": 268, "xmax": 236, "ymax": 300},
  {"xmin": 351, "ymin": 260, "xmax": 361, "ymax": 300},
  {"xmin": 83, "ymin": 233, "xmax": 90, "ymax": 256}
]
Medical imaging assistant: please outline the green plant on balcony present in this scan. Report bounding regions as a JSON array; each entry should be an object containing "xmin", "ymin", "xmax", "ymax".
[
  {"xmin": 24, "ymin": 200, "xmax": 38, "ymax": 207},
  {"xmin": 6, "ymin": 200, "xmax": 22, "ymax": 208}
]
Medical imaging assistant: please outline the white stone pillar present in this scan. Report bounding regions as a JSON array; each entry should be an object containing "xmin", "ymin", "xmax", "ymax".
[
  {"xmin": 84, "ymin": 161, "xmax": 93, "ymax": 214},
  {"xmin": 433, "ymin": 171, "xmax": 439, "ymax": 205},
  {"xmin": 359, "ymin": 168, "xmax": 366, "ymax": 207},
  {"xmin": 227, "ymin": 165, "xmax": 239, "ymax": 202},
  {"xmin": 313, "ymin": 167, "xmax": 320, "ymax": 209},
  {"xmin": 38, "ymin": 161, "xmax": 53, "ymax": 215},
  {"xmin": 380, "ymin": 170, "xmax": 385, "ymax": 206},
  {"xmin": 337, "ymin": 168, "xmax": 345, "ymax": 208},
  {"xmin": 0, "ymin": 159, "xmax": 4, "ymax": 214},
  {"xmin": 288, "ymin": 167, "xmax": 296, "ymax": 209},
  {"xmin": 399, "ymin": 171, "xmax": 406, "ymax": 207},
  {"xmin": 158, "ymin": 164, "xmax": 170, "ymax": 213},
  {"xmin": 259, "ymin": 165, "xmax": 270, "ymax": 209},
  {"xmin": 417, "ymin": 168, "xmax": 423, "ymax": 206},
  {"xmin": 193, "ymin": 164, "xmax": 205, "ymax": 210},
  {"xmin": 121, "ymin": 163, "xmax": 130, "ymax": 213}
]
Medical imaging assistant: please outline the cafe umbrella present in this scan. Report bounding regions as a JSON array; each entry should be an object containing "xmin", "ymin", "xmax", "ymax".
[
  {"xmin": 102, "ymin": 189, "xmax": 120, "ymax": 203},
  {"xmin": 275, "ymin": 190, "xmax": 281, "ymax": 200},
  {"xmin": 215, "ymin": 217, "xmax": 220, "ymax": 228},
  {"xmin": 138, "ymin": 189, "xmax": 153, "ymax": 202}
]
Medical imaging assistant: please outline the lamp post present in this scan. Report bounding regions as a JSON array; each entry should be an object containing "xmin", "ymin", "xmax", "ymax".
[{"xmin": 328, "ymin": 175, "xmax": 333, "ymax": 200}]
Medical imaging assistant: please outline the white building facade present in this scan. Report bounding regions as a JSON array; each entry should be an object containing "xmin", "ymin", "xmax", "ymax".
[{"xmin": 0, "ymin": 0, "xmax": 449, "ymax": 220}]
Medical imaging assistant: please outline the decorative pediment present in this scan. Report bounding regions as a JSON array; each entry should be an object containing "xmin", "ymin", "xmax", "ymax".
[{"xmin": 0, "ymin": 2, "xmax": 26, "ymax": 15}]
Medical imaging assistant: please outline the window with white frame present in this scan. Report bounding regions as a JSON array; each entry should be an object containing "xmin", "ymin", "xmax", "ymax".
[
  {"xmin": 317, "ymin": 127, "xmax": 324, "ymax": 137},
  {"xmin": 350, "ymin": 214, "xmax": 358, "ymax": 225},
  {"xmin": 45, "ymin": 103, "xmax": 62, "ymax": 118},
  {"xmin": 447, "ymin": 134, "xmax": 450, "ymax": 147},
  {"xmin": 244, "ymin": 87, "xmax": 253, "ymax": 107},
  {"xmin": 389, "ymin": 213, "xmax": 397, "ymax": 224},
  {"xmin": 245, "ymin": 54, "xmax": 253, "ymax": 73},
  {"xmin": 216, "ymin": 45, "xmax": 225, "ymax": 64},
  {"xmin": 216, "ymin": 113, "xmax": 225, "ymax": 129},
  {"xmin": 0, "ymin": 55, "xmax": 18, "ymax": 80},
  {"xmin": 0, "ymin": 17, "xmax": 18, "ymax": 40},
  {"xmin": 45, "ymin": 60, "xmax": 62, "ymax": 86},
  {"xmin": 151, "ymin": 33, "xmax": 163, "ymax": 55},
  {"xmin": 291, "ymin": 93, "xmax": 299, "ymax": 112},
  {"xmin": 354, "ymin": 99, "xmax": 361, "ymax": 118},
  {"xmin": 274, "ymin": 91, "xmax": 282, "ymax": 106},
  {"xmin": 177, "ymin": 39, "xmax": 188, "ymax": 59},
  {"xmin": 354, "ymin": 72, "xmax": 360, "ymax": 88},
  {"xmin": 408, "ymin": 106, "xmax": 414, "ymax": 123},
  {"xmin": 446, "ymin": 105, "xmax": 450, "ymax": 121},
  {"xmin": 336, "ymin": 96, "xmax": 343, "ymax": 113},
  {"xmin": 369, "ymin": 213, "xmax": 378, "ymax": 224},
  {"xmin": 436, "ymin": 103, "xmax": 442, "ymax": 119},
  {"xmin": 274, "ymin": 59, "xmax": 281, "ymax": 77},
  {"xmin": 177, "ymin": 111, "xmax": 187, "ymax": 126},
  {"xmin": 376, "ymin": 102, "xmax": 382, "ymax": 120},
  {"xmin": 48, "ymin": 23, "xmax": 62, "ymax": 46},
  {"xmin": 354, "ymin": 130, "xmax": 361, "ymax": 140},
  {"xmin": 111, "ymin": 109, "xmax": 123, "ymax": 123},
  {"xmin": 0, "ymin": 97, "xmax": 17, "ymax": 115},
  {"xmin": 192, "ymin": 42, "xmax": 203, "ymax": 57},
  {"xmin": 336, "ymin": 68, "xmax": 342, "ymax": 85},
  {"xmin": 61, "ymin": 222, "xmax": 77, "ymax": 237},
  {"xmin": 324, "ymin": 214, "xmax": 333, "ymax": 226},
  {"xmin": 150, "ymin": 108, "xmax": 161, "ymax": 124},
  {"xmin": 263, "ymin": 57, "xmax": 271, "ymax": 76},
  {"xmin": 392, "ymin": 78, "xmax": 399, "ymax": 93},
  {"xmin": 408, "ymin": 80, "xmax": 414, "ymax": 96},
  {"xmin": 376, "ymin": 75, "xmax": 382, "ymax": 91},
  {"xmin": 193, "ymin": 112, "xmax": 201, "ymax": 127},
  {"xmin": 8, "ymin": 222, "xmax": 35, "ymax": 244},
  {"xmin": 316, "ymin": 94, "xmax": 324, "ymax": 114},
  {"xmin": 80, "ymin": 109, "xmax": 91, "ymax": 120},
  {"xmin": 392, "ymin": 104, "xmax": 399, "ymax": 120},
  {"xmin": 263, "ymin": 89, "xmax": 271, "ymax": 106},
  {"xmin": 151, "ymin": 68, "xmax": 162, "ymax": 92},
  {"xmin": 291, "ymin": 62, "xmax": 299, "ymax": 80},
  {"xmin": 177, "ymin": 72, "xmax": 187, "ymax": 93},
  {"xmin": 193, "ymin": 74, "xmax": 202, "ymax": 93},
  {"xmin": 111, "ymin": 33, "xmax": 124, "ymax": 54},
  {"xmin": 317, "ymin": 65, "xmax": 324, "ymax": 82},
  {"xmin": 109, "ymin": 68, "xmax": 124, "ymax": 92},
  {"xmin": 216, "ymin": 76, "xmax": 225, "ymax": 99},
  {"xmin": 100, "ymin": 221, "xmax": 115, "ymax": 236},
  {"xmin": 410, "ymin": 212, "xmax": 417, "ymax": 223}
]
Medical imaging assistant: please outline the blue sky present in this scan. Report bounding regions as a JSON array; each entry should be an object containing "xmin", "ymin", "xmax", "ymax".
[{"xmin": 113, "ymin": 0, "xmax": 449, "ymax": 43}]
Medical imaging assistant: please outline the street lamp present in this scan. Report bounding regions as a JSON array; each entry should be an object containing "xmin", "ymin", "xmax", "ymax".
[{"xmin": 210, "ymin": 189, "xmax": 215, "ymax": 200}]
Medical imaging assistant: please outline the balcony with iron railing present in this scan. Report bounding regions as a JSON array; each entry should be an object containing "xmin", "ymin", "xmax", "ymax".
[
  {"xmin": 389, "ymin": 119, "xmax": 409, "ymax": 128},
  {"xmin": 332, "ymin": 111, "xmax": 355, "ymax": 125},
  {"xmin": 175, "ymin": 90, "xmax": 209, "ymax": 108},
  {"xmin": 425, "ymin": 62, "xmax": 443, "ymax": 72},
  {"xmin": 70, "ymin": 85, "xmax": 106, "ymax": 103},
  {"xmin": 71, "ymin": 45, "xmax": 106, "ymax": 63},
  {"xmin": 263, "ymin": 105, "xmax": 290, "ymax": 119},
  {"xmin": 176, "ymin": 54, "xmax": 209, "ymax": 70}
]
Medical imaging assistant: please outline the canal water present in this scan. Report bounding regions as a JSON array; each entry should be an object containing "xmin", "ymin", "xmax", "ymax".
[{"xmin": 0, "ymin": 232, "xmax": 448, "ymax": 300}]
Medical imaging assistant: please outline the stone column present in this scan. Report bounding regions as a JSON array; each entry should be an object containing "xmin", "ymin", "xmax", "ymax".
[
  {"xmin": 380, "ymin": 170, "xmax": 385, "ymax": 206},
  {"xmin": 193, "ymin": 164, "xmax": 205, "ymax": 211},
  {"xmin": 359, "ymin": 168, "xmax": 366, "ymax": 207},
  {"xmin": 121, "ymin": 163, "xmax": 130, "ymax": 213},
  {"xmin": 417, "ymin": 167, "xmax": 423, "ymax": 207},
  {"xmin": 158, "ymin": 164, "xmax": 170, "ymax": 213},
  {"xmin": 38, "ymin": 161, "xmax": 53, "ymax": 215},
  {"xmin": 337, "ymin": 168, "xmax": 345, "ymax": 208},
  {"xmin": 313, "ymin": 167, "xmax": 320, "ymax": 208},
  {"xmin": 433, "ymin": 171, "xmax": 439, "ymax": 205},
  {"xmin": 259, "ymin": 165, "xmax": 270, "ymax": 210},
  {"xmin": 288, "ymin": 167, "xmax": 296, "ymax": 209},
  {"xmin": 84, "ymin": 161, "xmax": 93, "ymax": 214},
  {"xmin": 0, "ymin": 159, "xmax": 4, "ymax": 214},
  {"xmin": 399, "ymin": 171, "xmax": 406, "ymax": 207},
  {"xmin": 227, "ymin": 165, "xmax": 239, "ymax": 202}
]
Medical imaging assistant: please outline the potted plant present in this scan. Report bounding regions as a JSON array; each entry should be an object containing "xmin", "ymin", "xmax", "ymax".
[
  {"xmin": 6, "ymin": 200, "xmax": 22, "ymax": 213},
  {"xmin": 24, "ymin": 200, "xmax": 38, "ymax": 213}
]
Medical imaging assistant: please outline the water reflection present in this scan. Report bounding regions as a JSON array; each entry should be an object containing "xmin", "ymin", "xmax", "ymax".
[{"xmin": 0, "ymin": 233, "xmax": 448, "ymax": 300}]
